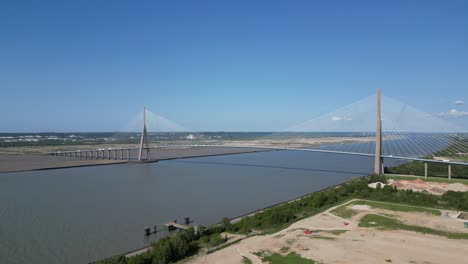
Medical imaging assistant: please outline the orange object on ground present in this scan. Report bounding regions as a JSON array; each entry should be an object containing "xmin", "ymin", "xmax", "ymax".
[{"xmin": 304, "ymin": 229, "xmax": 313, "ymax": 234}]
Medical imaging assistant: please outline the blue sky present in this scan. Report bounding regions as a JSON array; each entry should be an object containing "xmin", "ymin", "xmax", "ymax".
[{"xmin": 1, "ymin": 0, "xmax": 467, "ymax": 132}]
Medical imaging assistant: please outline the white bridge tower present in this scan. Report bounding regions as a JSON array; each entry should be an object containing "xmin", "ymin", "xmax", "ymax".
[
  {"xmin": 138, "ymin": 107, "xmax": 151, "ymax": 161},
  {"xmin": 374, "ymin": 89, "xmax": 383, "ymax": 175}
]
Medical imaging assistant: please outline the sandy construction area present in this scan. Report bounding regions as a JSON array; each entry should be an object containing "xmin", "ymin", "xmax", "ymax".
[
  {"xmin": 387, "ymin": 178, "xmax": 468, "ymax": 194},
  {"xmin": 188, "ymin": 200, "xmax": 468, "ymax": 264}
]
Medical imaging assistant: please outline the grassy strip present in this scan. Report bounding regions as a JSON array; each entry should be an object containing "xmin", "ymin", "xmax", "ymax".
[
  {"xmin": 354, "ymin": 200, "xmax": 441, "ymax": 216},
  {"xmin": 207, "ymin": 237, "xmax": 243, "ymax": 253},
  {"xmin": 242, "ymin": 256, "xmax": 253, "ymax": 264},
  {"xmin": 330, "ymin": 205, "xmax": 358, "ymax": 218},
  {"xmin": 261, "ymin": 252, "xmax": 319, "ymax": 264},
  {"xmin": 299, "ymin": 234, "xmax": 335, "ymax": 240},
  {"xmin": 321, "ymin": 230, "xmax": 348, "ymax": 235},
  {"xmin": 359, "ymin": 214, "xmax": 468, "ymax": 240}
]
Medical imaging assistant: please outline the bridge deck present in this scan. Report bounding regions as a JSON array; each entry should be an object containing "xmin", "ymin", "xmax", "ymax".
[{"xmin": 0, "ymin": 146, "xmax": 271, "ymax": 173}]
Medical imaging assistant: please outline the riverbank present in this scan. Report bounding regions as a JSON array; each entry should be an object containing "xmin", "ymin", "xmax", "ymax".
[
  {"xmin": 102, "ymin": 174, "xmax": 468, "ymax": 264},
  {"xmin": 92, "ymin": 178, "xmax": 354, "ymax": 263}
]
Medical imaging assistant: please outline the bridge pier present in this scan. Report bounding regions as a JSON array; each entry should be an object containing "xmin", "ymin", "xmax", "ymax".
[
  {"xmin": 113, "ymin": 150, "xmax": 116, "ymax": 160},
  {"xmin": 448, "ymin": 164, "xmax": 452, "ymax": 181},
  {"xmin": 120, "ymin": 148, "xmax": 124, "ymax": 160},
  {"xmin": 424, "ymin": 162, "xmax": 428, "ymax": 179},
  {"xmin": 374, "ymin": 89, "xmax": 383, "ymax": 175},
  {"xmin": 127, "ymin": 149, "xmax": 130, "ymax": 160}
]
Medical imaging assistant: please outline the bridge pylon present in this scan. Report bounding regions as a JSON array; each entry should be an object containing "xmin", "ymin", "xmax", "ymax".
[
  {"xmin": 138, "ymin": 107, "xmax": 151, "ymax": 161},
  {"xmin": 374, "ymin": 89, "xmax": 383, "ymax": 175}
]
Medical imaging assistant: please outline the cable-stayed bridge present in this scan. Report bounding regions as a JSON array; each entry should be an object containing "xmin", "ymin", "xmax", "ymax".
[{"xmin": 50, "ymin": 90, "xmax": 468, "ymax": 178}]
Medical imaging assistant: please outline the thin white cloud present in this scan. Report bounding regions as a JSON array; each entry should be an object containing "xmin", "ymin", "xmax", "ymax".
[
  {"xmin": 331, "ymin": 115, "xmax": 352, "ymax": 121},
  {"xmin": 454, "ymin": 100, "xmax": 465, "ymax": 105},
  {"xmin": 438, "ymin": 109, "xmax": 468, "ymax": 118}
]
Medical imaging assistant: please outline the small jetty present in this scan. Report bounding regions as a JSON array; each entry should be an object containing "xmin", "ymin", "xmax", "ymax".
[
  {"xmin": 162, "ymin": 221, "xmax": 191, "ymax": 231},
  {"xmin": 144, "ymin": 216, "xmax": 192, "ymax": 236}
]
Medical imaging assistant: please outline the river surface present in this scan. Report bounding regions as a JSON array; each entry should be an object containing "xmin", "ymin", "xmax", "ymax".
[{"xmin": 0, "ymin": 150, "xmax": 402, "ymax": 264}]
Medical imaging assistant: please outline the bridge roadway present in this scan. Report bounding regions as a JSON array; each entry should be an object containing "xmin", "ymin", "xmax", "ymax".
[
  {"xmin": 51, "ymin": 144, "xmax": 468, "ymax": 166},
  {"xmin": 4, "ymin": 144, "xmax": 466, "ymax": 175},
  {"xmin": 0, "ymin": 146, "xmax": 272, "ymax": 173}
]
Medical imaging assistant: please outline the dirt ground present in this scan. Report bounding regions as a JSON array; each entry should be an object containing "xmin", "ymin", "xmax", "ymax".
[
  {"xmin": 387, "ymin": 178, "xmax": 468, "ymax": 194},
  {"xmin": 188, "ymin": 200, "xmax": 468, "ymax": 264}
]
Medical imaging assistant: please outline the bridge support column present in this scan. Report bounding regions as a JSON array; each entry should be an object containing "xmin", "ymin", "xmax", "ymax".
[
  {"xmin": 424, "ymin": 162, "xmax": 428, "ymax": 179},
  {"xmin": 374, "ymin": 89, "xmax": 383, "ymax": 175},
  {"xmin": 448, "ymin": 164, "xmax": 452, "ymax": 181},
  {"xmin": 121, "ymin": 148, "xmax": 124, "ymax": 160},
  {"xmin": 138, "ymin": 107, "xmax": 151, "ymax": 161},
  {"xmin": 381, "ymin": 158, "xmax": 384, "ymax": 175},
  {"xmin": 113, "ymin": 150, "xmax": 116, "ymax": 160},
  {"xmin": 107, "ymin": 150, "xmax": 111, "ymax": 160},
  {"xmin": 127, "ymin": 149, "xmax": 130, "ymax": 160}
]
